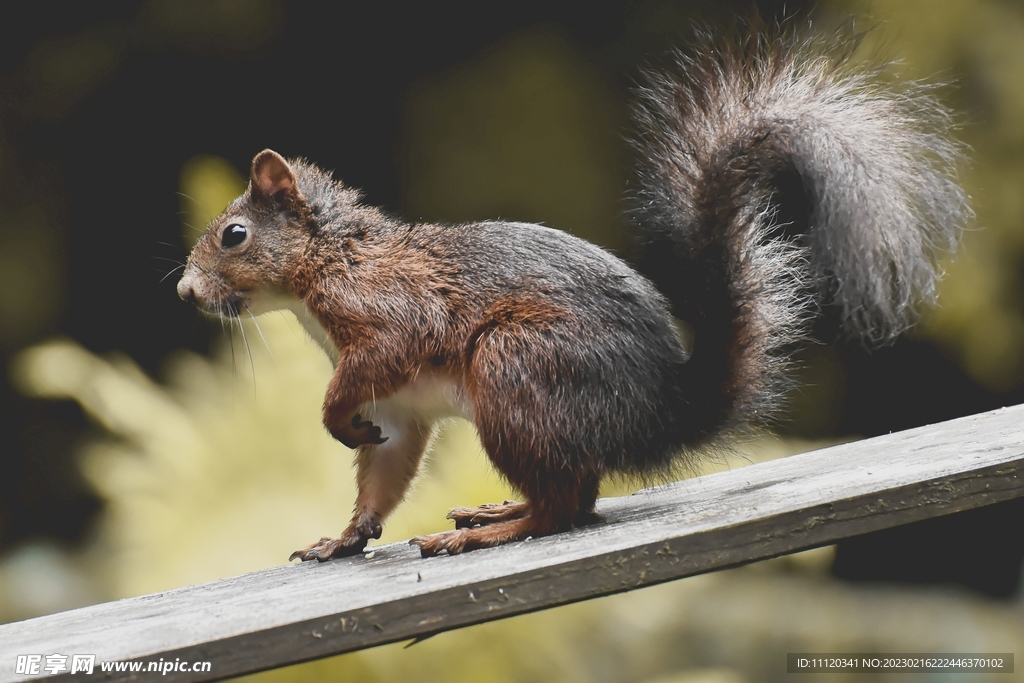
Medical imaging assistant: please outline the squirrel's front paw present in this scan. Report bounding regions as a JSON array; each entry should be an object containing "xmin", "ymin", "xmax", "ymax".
[
  {"xmin": 330, "ymin": 413, "xmax": 389, "ymax": 448},
  {"xmin": 290, "ymin": 533, "xmax": 367, "ymax": 562},
  {"xmin": 290, "ymin": 512, "xmax": 383, "ymax": 562}
]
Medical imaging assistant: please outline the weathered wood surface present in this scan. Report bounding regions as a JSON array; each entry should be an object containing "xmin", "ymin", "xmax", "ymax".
[{"xmin": 3, "ymin": 404, "xmax": 1023, "ymax": 683}]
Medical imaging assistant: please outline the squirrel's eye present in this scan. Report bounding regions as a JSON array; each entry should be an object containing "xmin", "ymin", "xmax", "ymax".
[{"xmin": 221, "ymin": 224, "xmax": 248, "ymax": 249}]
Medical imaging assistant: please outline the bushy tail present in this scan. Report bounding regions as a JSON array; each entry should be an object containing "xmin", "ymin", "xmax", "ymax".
[{"xmin": 632, "ymin": 23, "xmax": 971, "ymax": 446}]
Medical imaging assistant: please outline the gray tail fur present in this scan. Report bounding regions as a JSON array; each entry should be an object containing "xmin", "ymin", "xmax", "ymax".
[{"xmin": 632, "ymin": 22, "xmax": 971, "ymax": 446}]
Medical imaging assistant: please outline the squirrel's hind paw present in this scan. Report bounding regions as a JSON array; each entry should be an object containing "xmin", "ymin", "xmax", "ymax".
[
  {"xmin": 446, "ymin": 500, "xmax": 526, "ymax": 528},
  {"xmin": 411, "ymin": 514, "xmax": 540, "ymax": 557},
  {"xmin": 410, "ymin": 529, "xmax": 472, "ymax": 557}
]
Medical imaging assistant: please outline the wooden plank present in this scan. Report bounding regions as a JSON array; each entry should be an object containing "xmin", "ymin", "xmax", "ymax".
[{"xmin": 2, "ymin": 404, "xmax": 1023, "ymax": 683}]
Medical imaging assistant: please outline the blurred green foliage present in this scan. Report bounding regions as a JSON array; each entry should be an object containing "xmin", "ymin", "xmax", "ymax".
[
  {"xmin": 16, "ymin": 316, "xmax": 1020, "ymax": 683},
  {"xmin": 403, "ymin": 29, "xmax": 625, "ymax": 250}
]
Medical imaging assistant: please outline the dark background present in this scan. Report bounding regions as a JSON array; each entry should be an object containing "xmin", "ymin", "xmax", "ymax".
[{"xmin": 1, "ymin": 0, "xmax": 1022, "ymax": 599}]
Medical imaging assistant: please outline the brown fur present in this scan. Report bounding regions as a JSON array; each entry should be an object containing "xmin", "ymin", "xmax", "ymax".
[
  {"xmin": 179, "ymin": 152, "xmax": 606, "ymax": 558},
  {"xmin": 178, "ymin": 22, "xmax": 968, "ymax": 560}
]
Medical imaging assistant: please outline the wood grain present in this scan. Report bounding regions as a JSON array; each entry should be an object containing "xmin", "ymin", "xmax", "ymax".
[{"xmin": 3, "ymin": 405, "xmax": 1023, "ymax": 682}]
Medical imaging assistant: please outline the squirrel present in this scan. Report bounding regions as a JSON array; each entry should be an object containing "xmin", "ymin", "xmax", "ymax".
[{"xmin": 176, "ymin": 25, "xmax": 969, "ymax": 560}]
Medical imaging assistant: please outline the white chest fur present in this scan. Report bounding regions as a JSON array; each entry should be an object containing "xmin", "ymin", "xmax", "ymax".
[
  {"xmin": 284, "ymin": 299, "xmax": 341, "ymax": 366},
  {"xmin": 283, "ymin": 299, "xmax": 472, "ymax": 425},
  {"xmin": 372, "ymin": 370, "xmax": 473, "ymax": 423}
]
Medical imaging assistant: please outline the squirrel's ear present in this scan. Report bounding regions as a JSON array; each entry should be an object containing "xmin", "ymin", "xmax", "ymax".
[{"xmin": 250, "ymin": 149, "xmax": 297, "ymax": 203}]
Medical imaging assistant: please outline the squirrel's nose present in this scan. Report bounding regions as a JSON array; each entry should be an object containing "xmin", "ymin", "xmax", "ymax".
[{"xmin": 177, "ymin": 278, "xmax": 196, "ymax": 303}]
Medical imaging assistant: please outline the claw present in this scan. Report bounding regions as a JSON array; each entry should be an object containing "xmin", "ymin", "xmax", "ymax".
[
  {"xmin": 351, "ymin": 413, "xmax": 389, "ymax": 445},
  {"xmin": 446, "ymin": 500, "xmax": 526, "ymax": 529},
  {"xmin": 290, "ymin": 534, "xmax": 367, "ymax": 562},
  {"xmin": 410, "ymin": 530, "xmax": 466, "ymax": 557},
  {"xmin": 334, "ymin": 413, "xmax": 389, "ymax": 448},
  {"xmin": 356, "ymin": 518, "xmax": 383, "ymax": 540}
]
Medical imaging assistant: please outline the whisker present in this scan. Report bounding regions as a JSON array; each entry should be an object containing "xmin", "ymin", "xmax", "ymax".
[
  {"xmin": 242, "ymin": 303, "xmax": 273, "ymax": 360},
  {"xmin": 159, "ymin": 264, "xmax": 186, "ymax": 283},
  {"xmin": 234, "ymin": 308, "xmax": 257, "ymax": 397},
  {"xmin": 220, "ymin": 311, "xmax": 237, "ymax": 382}
]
